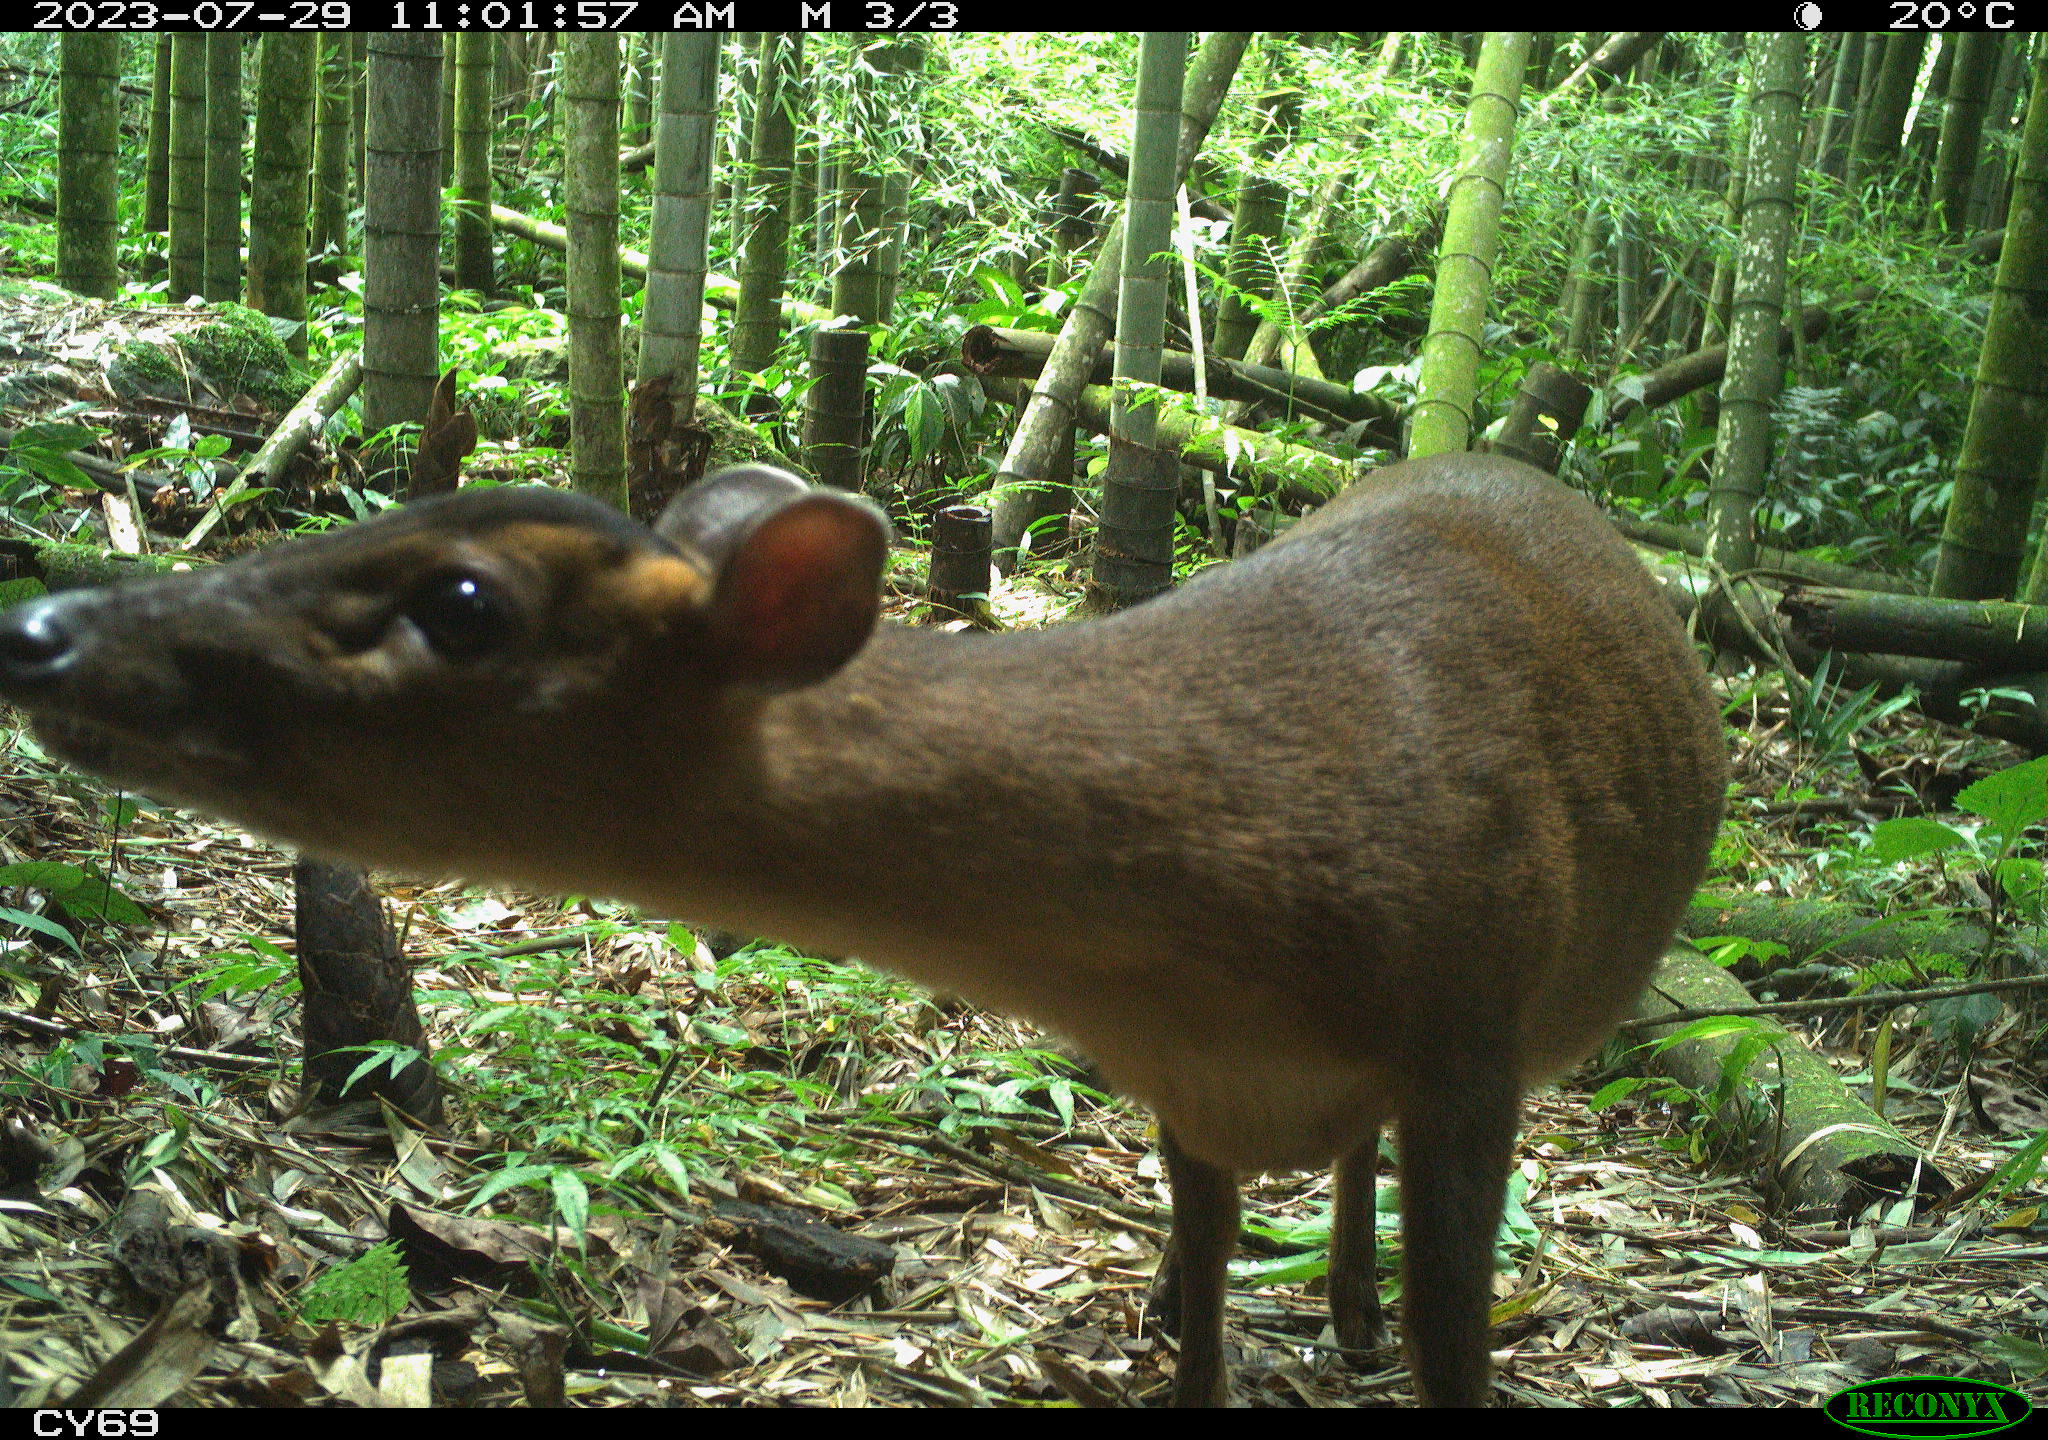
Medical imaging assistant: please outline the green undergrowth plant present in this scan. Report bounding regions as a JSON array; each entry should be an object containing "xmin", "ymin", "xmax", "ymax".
[
  {"xmin": 913, "ymin": 1045, "xmax": 1100, "ymax": 1135},
  {"xmin": 1611, "ymin": 757, "xmax": 2048, "ymax": 1183},
  {"xmin": 1784, "ymin": 653, "xmax": 1916, "ymax": 781},
  {"xmin": 1237, "ymin": 1168, "xmax": 1538, "ymax": 1303},
  {"xmin": 1864, "ymin": 755, "xmax": 2048, "ymax": 940},
  {"xmin": 1607, "ymin": 1017, "xmax": 1792, "ymax": 1171},
  {"xmin": 1851, "ymin": 754, "xmax": 2048, "ymax": 1054},
  {"xmin": 296, "ymin": 1241, "xmax": 411, "ymax": 1326},
  {"xmin": 435, "ymin": 924, "xmax": 1107, "ymax": 1240},
  {"xmin": 0, "ymin": 420, "xmax": 101, "ymax": 526},
  {"xmin": 0, "ymin": 780, "xmax": 152, "ymax": 994}
]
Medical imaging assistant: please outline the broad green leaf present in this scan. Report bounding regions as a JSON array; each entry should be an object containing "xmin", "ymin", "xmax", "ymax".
[
  {"xmin": 1695, "ymin": 934, "xmax": 1789, "ymax": 967},
  {"xmin": 469, "ymin": 1163, "xmax": 555, "ymax": 1208},
  {"xmin": 53, "ymin": 872, "xmax": 149, "ymax": 926},
  {"xmin": 1589, "ymin": 1076, "xmax": 1649, "ymax": 1110},
  {"xmin": 13, "ymin": 422, "xmax": 100, "ymax": 453},
  {"xmin": 1649, "ymin": 1015, "xmax": 1765, "ymax": 1054},
  {"xmin": 0, "ymin": 862, "xmax": 88, "ymax": 893},
  {"xmin": 1924, "ymin": 992, "xmax": 2001, "ymax": 1049},
  {"xmin": 975, "ymin": 264, "xmax": 1023, "ymax": 308},
  {"xmin": 550, "ymin": 1167, "xmax": 590, "ymax": 1247},
  {"xmin": 1996, "ymin": 856, "xmax": 2044, "ymax": 911},
  {"xmin": 244, "ymin": 935, "xmax": 293, "ymax": 964},
  {"xmin": 1956, "ymin": 755, "xmax": 2048, "ymax": 840},
  {"xmin": 1868, "ymin": 815, "xmax": 1967, "ymax": 861}
]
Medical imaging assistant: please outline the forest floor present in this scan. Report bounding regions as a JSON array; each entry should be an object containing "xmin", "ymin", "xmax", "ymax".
[
  {"xmin": 0, "ymin": 284, "xmax": 2044, "ymax": 1409},
  {"xmin": 4, "ymin": 606, "xmax": 2047, "ymax": 1410}
]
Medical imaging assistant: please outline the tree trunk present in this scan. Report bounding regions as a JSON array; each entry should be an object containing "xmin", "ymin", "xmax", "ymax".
[
  {"xmin": 1931, "ymin": 33, "xmax": 1997, "ymax": 234},
  {"xmin": 1089, "ymin": 31, "xmax": 1189, "ymax": 611},
  {"xmin": 248, "ymin": 34, "xmax": 316, "ymax": 359},
  {"xmin": 1411, "ymin": 32, "xmax": 1530, "ymax": 458},
  {"xmin": 1705, "ymin": 32, "xmax": 1806, "ymax": 572},
  {"xmin": 1627, "ymin": 951, "xmax": 1951, "ymax": 1217},
  {"xmin": 311, "ymin": 36, "xmax": 350, "ymax": 285},
  {"xmin": 987, "ymin": 33, "xmax": 1249, "ymax": 572},
  {"xmin": 361, "ymin": 34, "xmax": 443, "ymax": 475},
  {"xmin": 56, "ymin": 35, "xmax": 121, "ymax": 301},
  {"xmin": 1780, "ymin": 584, "xmax": 2048, "ymax": 670},
  {"xmin": 452, "ymin": 32, "xmax": 495, "ymax": 296},
  {"xmin": 202, "ymin": 34, "xmax": 242, "ymax": 304},
  {"xmin": 1937, "ymin": 54, "xmax": 2048, "ymax": 601},
  {"xmin": 143, "ymin": 36, "xmax": 171, "ymax": 236},
  {"xmin": 563, "ymin": 35, "xmax": 626, "ymax": 509},
  {"xmin": 638, "ymin": 31, "xmax": 721, "ymax": 424},
  {"xmin": 962, "ymin": 325, "xmax": 1399, "ymax": 435},
  {"xmin": 1849, "ymin": 32, "xmax": 1926, "ymax": 190},
  {"xmin": 729, "ymin": 32, "xmax": 801, "ymax": 376}
]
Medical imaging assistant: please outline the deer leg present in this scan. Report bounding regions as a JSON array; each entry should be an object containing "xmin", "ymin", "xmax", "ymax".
[
  {"xmin": 1147, "ymin": 1126, "xmax": 1239, "ymax": 1407},
  {"xmin": 1329, "ymin": 1130, "xmax": 1389, "ymax": 1355},
  {"xmin": 1395, "ymin": 1056, "xmax": 1519, "ymax": 1407}
]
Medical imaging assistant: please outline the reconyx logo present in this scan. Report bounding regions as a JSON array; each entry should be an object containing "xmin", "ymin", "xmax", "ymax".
[{"xmin": 1824, "ymin": 1377, "xmax": 2032, "ymax": 1438}]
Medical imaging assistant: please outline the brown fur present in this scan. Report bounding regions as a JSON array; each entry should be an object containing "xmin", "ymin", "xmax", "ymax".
[{"xmin": 0, "ymin": 456, "xmax": 1726, "ymax": 1405}]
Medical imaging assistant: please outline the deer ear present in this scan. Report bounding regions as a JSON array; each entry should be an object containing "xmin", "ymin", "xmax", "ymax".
[
  {"xmin": 699, "ymin": 488, "xmax": 891, "ymax": 692},
  {"xmin": 655, "ymin": 465, "xmax": 814, "ymax": 568}
]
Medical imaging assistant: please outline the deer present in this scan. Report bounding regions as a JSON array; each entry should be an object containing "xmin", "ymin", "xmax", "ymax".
[{"xmin": 0, "ymin": 451, "xmax": 1726, "ymax": 1406}]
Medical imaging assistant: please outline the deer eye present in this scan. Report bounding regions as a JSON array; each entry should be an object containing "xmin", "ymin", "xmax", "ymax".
[{"xmin": 402, "ymin": 572, "xmax": 519, "ymax": 659}]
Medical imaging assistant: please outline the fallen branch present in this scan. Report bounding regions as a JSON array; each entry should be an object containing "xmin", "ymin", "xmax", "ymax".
[
  {"xmin": 1779, "ymin": 583, "xmax": 2048, "ymax": 669},
  {"xmin": 183, "ymin": 348, "xmax": 363, "ymax": 548},
  {"xmin": 489, "ymin": 202, "xmax": 831, "ymax": 326},
  {"xmin": 1611, "ymin": 513, "xmax": 1919, "ymax": 594},
  {"xmin": 963, "ymin": 324, "xmax": 1398, "ymax": 435}
]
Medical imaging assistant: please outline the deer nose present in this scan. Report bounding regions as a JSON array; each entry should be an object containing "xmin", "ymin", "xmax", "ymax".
[{"xmin": 0, "ymin": 596, "xmax": 82, "ymax": 694}]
